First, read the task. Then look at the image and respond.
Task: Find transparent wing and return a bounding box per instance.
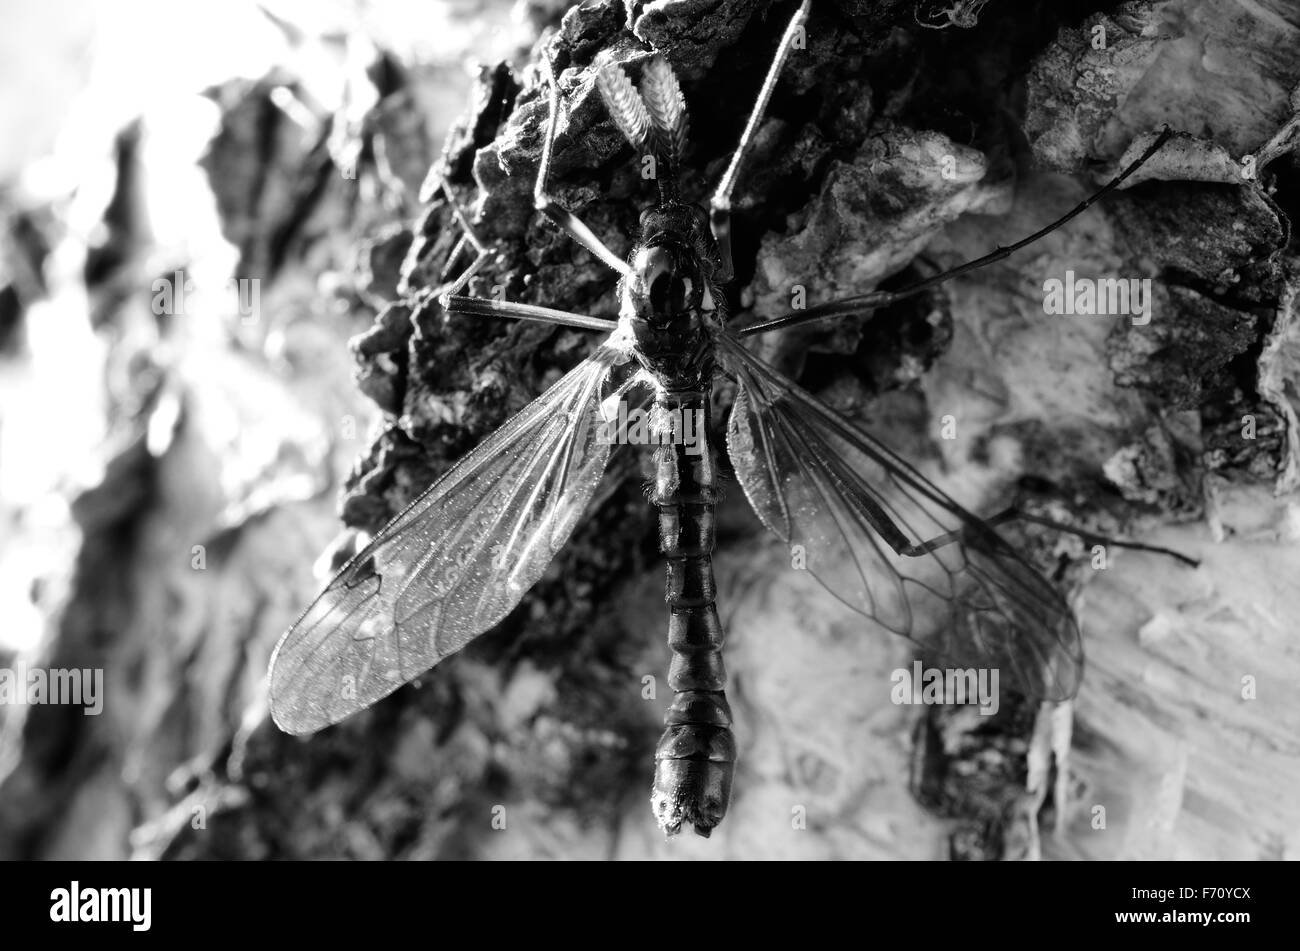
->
[718,332,1082,700]
[270,337,637,734]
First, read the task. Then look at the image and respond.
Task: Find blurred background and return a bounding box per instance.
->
[0,0,547,858]
[1,0,1299,860]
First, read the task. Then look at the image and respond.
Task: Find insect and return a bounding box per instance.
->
[269,0,1177,837]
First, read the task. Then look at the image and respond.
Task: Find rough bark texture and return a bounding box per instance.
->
[2,0,1299,860]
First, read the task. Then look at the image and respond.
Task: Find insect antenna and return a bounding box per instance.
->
[637,56,690,202]
[597,56,690,203]
[596,63,653,154]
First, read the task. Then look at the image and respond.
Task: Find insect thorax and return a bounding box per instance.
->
[621,202,723,390]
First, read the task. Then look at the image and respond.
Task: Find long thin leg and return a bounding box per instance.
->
[899,504,1199,568]
[428,172,496,302]
[535,56,632,277]
[739,126,1175,338]
[443,294,617,332]
[438,233,471,285]
[709,0,811,284]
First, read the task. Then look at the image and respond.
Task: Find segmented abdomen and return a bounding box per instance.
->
[649,390,735,837]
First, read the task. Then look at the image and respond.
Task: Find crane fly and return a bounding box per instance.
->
[269,0,1175,838]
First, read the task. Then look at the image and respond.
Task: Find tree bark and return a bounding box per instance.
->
[2,0,1298,861]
